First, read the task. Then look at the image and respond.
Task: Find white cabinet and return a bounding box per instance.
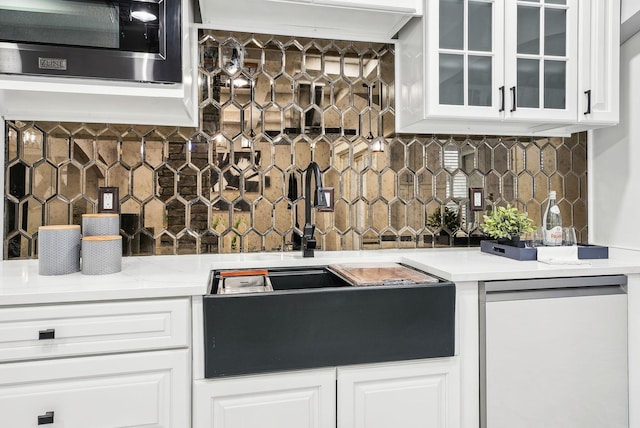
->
[503,0,578,123]
[0,350,190,428]
[578,0,620,125]
[421,0,505,120]
[269,0,421,12]
[337,359,460,428]
[0,0,196,126]
[193,358,460,428]
[0,298,192,428]
[397,0,617,136]
[0,298,190,362]
[198,0,419,43]
[193,368,336,428]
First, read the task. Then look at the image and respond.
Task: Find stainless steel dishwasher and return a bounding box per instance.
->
[480,275,628,428]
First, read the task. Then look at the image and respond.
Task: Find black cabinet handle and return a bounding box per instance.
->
[38,411,54,425]
[510,86,517,112]
[499,86,505,112]
[584,89,592,115]
[38,329,55,340]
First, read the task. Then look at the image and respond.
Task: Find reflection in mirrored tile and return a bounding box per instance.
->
[3,29,589,258]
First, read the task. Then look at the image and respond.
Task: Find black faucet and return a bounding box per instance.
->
[302,161,328,257]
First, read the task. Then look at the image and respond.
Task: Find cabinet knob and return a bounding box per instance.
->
[38,329,55,340]
[584,90,592,115]
[510,86,517,112]
[499,86,505,112]
[38,411,54,425]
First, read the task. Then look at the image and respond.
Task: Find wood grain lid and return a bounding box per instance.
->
[82,235,122,241]
[82,214,119,218]
[39,225,81,231]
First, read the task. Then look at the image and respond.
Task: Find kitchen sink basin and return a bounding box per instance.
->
[267,266,351,290]
[203,264,455,378]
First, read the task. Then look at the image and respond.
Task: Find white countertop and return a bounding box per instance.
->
[1,247,639,305]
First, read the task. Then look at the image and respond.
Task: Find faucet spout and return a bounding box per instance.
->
[302,161,327,257]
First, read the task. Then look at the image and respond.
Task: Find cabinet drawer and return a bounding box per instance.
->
[0,349,189,428]
[0,298,190,362]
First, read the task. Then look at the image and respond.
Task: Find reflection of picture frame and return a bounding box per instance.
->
[98,187,120,213]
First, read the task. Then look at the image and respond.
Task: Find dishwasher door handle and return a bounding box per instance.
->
[486,284,626,302]
[483,274,627,293]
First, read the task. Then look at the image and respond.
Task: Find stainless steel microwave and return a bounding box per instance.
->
[0,0,181,83]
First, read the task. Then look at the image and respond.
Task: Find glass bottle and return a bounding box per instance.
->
[542,191,562,246]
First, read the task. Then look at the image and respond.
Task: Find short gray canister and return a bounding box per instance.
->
[81,235,122,275]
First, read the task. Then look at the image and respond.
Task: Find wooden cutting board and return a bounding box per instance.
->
[328,263,439,286]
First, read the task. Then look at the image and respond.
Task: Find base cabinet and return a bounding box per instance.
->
[0,349,190,428]
[0,297,192,428]
[193,358,460,428]
[193,368,336,428]
[337,359,460,428]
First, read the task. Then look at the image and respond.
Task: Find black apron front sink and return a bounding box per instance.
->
[203,265,455,378]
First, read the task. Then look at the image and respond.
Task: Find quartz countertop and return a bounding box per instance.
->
[1,247,639,305]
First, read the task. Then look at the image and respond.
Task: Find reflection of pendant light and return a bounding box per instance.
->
[365,83,385,153]
[130,3,157,22]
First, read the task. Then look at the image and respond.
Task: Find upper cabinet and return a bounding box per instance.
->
[0,0,197,127]
[197,0,421,42]
[426,0,505,120]
[578,0,620,125]
[397,0,619,136]
[504,0,577,123]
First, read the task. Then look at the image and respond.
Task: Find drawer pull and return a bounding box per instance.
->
[38,411,54,425]
[38,329,55,340]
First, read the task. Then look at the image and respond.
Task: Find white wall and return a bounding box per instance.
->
[622,0,640,43]
[622,0,640,23]
[590,31,640,249]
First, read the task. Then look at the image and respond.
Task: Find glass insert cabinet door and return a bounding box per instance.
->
[503,0,578,122]
[429,0,505,119]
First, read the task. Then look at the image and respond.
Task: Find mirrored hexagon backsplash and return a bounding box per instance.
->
[3,30,587,259]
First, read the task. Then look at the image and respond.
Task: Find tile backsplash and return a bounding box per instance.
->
[3,30,587,259]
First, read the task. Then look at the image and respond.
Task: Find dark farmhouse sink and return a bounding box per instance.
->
[203,265,455,378]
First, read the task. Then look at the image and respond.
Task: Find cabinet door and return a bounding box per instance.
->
[578,0,620,124]
[337,358,461,428]
[0,349,190,428]
[193,368,336,428]
[427,0,505,120]
[504,0,578,122]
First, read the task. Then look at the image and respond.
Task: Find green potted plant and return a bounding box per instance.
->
[482,204,536,247]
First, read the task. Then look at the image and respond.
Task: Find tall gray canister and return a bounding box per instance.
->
[38,225,81,275]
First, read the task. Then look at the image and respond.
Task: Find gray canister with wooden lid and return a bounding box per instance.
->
[81,235,122,275]
[82,213,120,237]
[38,225,81,275]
